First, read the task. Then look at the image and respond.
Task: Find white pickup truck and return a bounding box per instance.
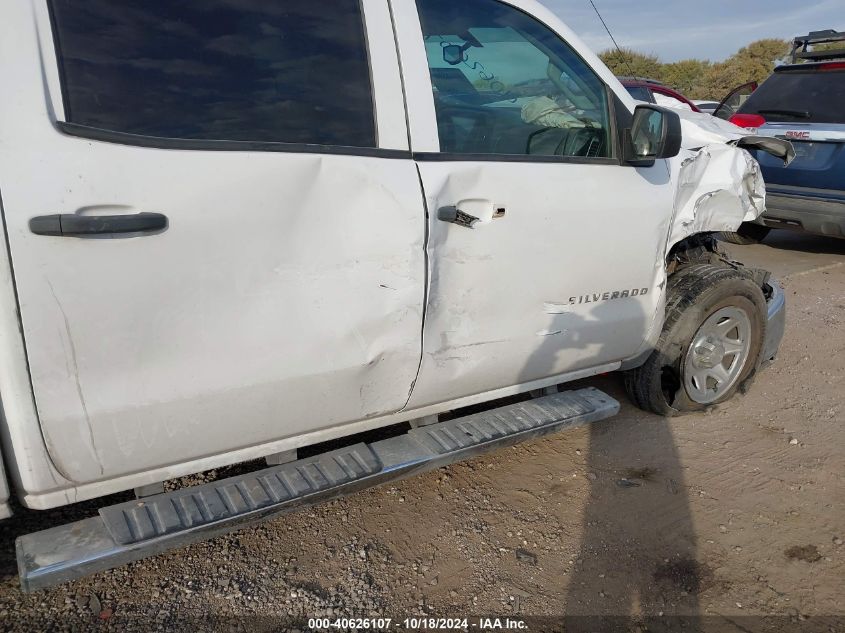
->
[1,0,790,590]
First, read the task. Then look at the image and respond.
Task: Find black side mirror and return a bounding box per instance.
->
[442,44,464,66]
[624,105,682,167]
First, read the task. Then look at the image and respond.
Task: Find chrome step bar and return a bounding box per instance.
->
[17,388,618,591]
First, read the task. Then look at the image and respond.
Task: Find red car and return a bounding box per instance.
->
[618,77,702,113]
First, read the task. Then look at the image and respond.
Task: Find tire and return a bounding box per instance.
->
[625,264,767,416]
[718,223,771,245]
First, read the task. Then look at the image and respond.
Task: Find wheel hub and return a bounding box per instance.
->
[683,306,752,405]
[691,336,727,369]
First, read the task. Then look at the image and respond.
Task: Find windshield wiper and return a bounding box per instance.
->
[757,109,811,119]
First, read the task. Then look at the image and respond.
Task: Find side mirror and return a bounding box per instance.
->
[442,44,464,66]
[625,105,682,167]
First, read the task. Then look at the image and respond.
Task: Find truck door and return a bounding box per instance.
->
[0,0,424,482]
[393,0,674,409]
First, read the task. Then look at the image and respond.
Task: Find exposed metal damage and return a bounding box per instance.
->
[667,109,794,249]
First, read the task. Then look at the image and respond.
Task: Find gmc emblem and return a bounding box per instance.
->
[785,130,811,140]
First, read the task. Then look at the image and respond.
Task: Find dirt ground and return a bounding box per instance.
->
[0,232,843,632]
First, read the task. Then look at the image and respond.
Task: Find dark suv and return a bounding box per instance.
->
[717,30,845,244]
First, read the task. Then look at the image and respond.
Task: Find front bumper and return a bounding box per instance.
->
[762,278,786,366]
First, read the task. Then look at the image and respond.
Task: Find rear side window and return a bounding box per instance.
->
[739,69,845,124]
[48,0,376,147]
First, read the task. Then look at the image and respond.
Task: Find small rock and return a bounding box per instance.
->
[833,537,842,546]
[789,438,799,445]
[616,479,641,488]
[586,472,597,481]
[515,549,538,565]
[88,594,101,615]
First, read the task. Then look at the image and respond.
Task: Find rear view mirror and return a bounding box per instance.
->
[625,105,682,167]
[442,44,464,66]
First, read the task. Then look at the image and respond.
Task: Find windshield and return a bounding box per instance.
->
[739,69,845,124]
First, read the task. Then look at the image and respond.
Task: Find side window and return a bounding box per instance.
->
[48,0,376,147]
[416,0,611,158]
[625,85,655,103]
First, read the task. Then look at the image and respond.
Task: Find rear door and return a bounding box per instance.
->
[394,0,674,409]
[0,0,424,482]
[713,81,758,120]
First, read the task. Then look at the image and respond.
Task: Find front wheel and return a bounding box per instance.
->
[718,223,771,245]
[625,264,767,416]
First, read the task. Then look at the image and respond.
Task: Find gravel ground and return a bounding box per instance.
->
[0,233,843,632]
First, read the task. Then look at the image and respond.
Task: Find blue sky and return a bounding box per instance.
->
[541,0,844,61]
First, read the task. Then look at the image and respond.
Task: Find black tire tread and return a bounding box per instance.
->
[625,264,766,416]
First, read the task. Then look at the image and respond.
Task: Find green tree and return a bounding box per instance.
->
[698,38,790,98]
[661,59,712,99]
[598,47,663,80]
[596,38,793,101]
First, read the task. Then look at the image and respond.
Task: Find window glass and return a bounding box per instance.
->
[416,0,611,158]
[48,0,376,147]
[739,71,845,123]
[624,85,655,103]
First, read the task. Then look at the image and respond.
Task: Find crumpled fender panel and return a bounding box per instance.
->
[668,144,766,247]
[674,108,794,161]
[666,109,794,249]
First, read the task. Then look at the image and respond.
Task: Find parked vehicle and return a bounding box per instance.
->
[619,77,701,112]
[717,30,845,243]
[694,100,722,115]
[1,0,789,590]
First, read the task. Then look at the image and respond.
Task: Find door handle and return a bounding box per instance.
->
[29,212,168,237]
[437,200,505,229]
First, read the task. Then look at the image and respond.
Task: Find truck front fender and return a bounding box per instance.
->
[666,144,766,251]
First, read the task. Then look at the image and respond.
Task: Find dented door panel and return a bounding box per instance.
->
[3,145,426,483]
[407,161,672,409]
[0,0,425,485]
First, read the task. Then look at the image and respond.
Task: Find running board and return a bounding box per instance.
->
[16,387,618,591]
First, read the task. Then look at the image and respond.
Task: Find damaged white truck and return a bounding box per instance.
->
[0,0,791,590]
